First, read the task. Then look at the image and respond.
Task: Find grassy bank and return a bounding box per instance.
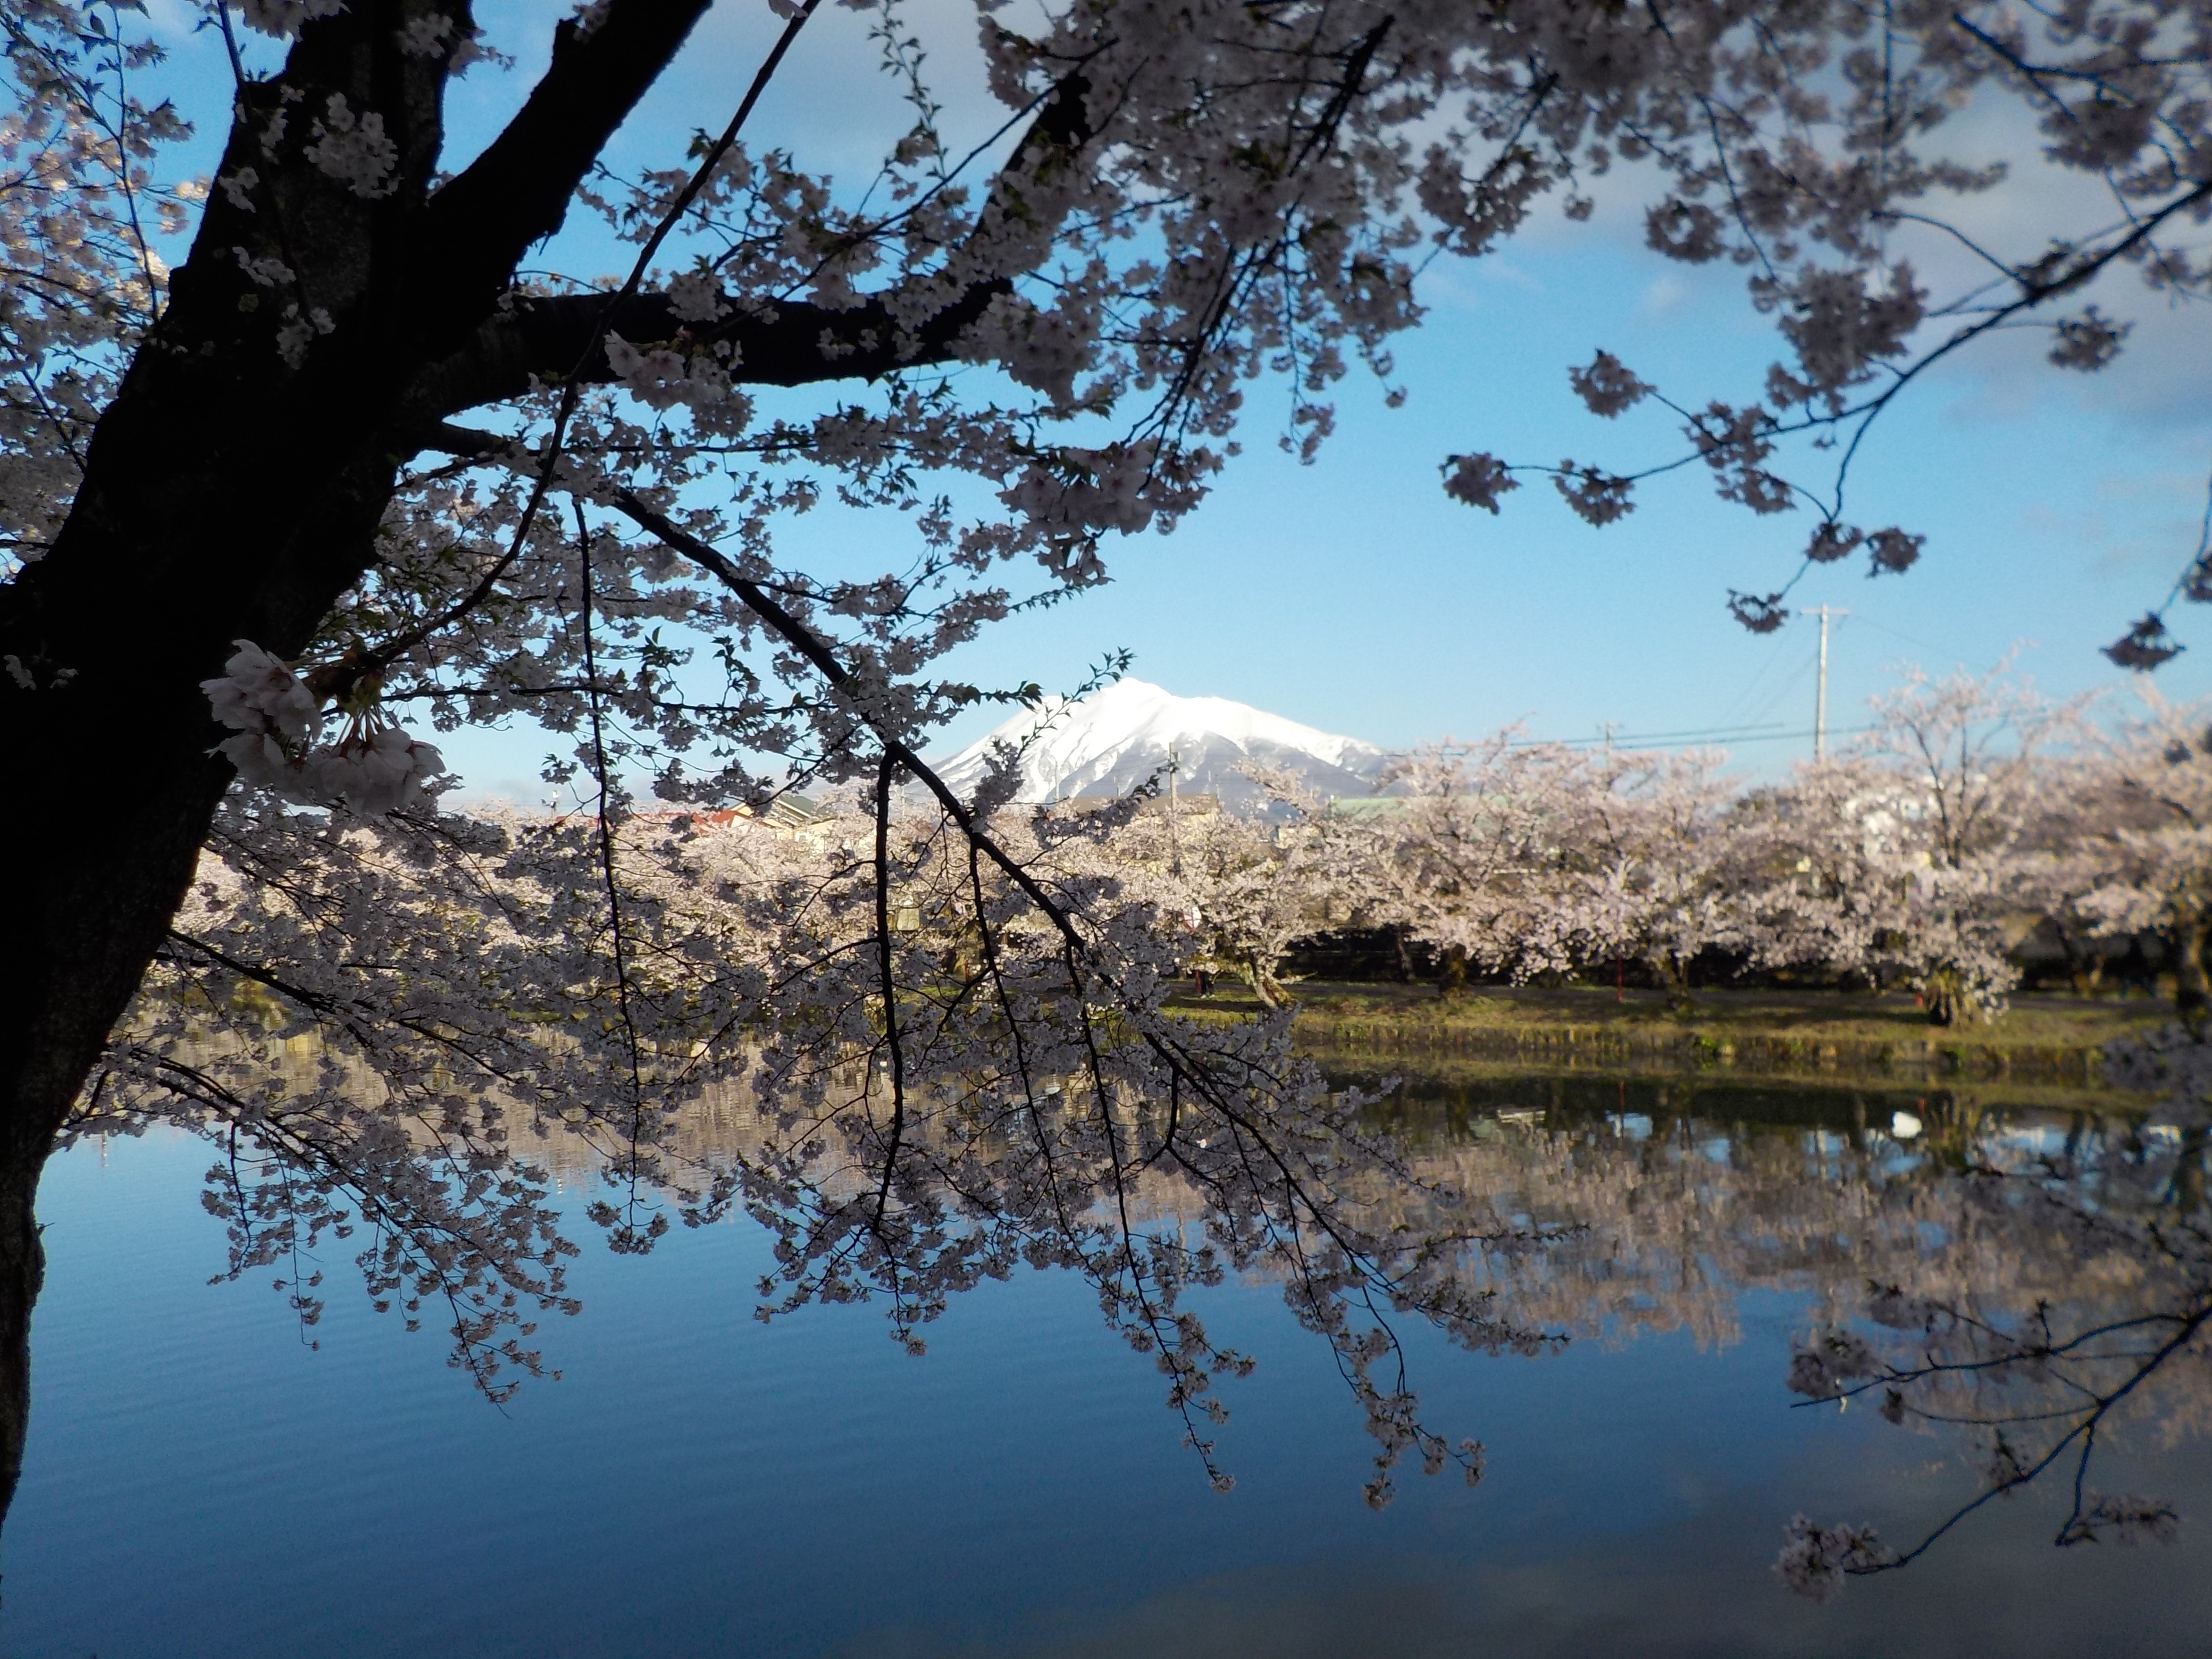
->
[1164,981,2175,1087]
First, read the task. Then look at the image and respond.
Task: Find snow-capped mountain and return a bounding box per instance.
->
[928,678,1385,814]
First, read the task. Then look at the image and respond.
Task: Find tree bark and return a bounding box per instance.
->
[1247,951,1289,1009]
[0,0,732,1174]
[1437,943,1469,998]
[0,0,722,1535]
[2174,904,2211,1018]
[0,1144,43,1524]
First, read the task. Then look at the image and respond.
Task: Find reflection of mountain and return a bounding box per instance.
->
[928,678,1385,814]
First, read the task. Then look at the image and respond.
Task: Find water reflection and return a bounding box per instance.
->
[10,1065,2210,1655]
[514,1060,2212,1585]
[1341,1067,2212,1592]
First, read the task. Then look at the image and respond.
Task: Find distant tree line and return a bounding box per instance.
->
[1054,664,2212,1027]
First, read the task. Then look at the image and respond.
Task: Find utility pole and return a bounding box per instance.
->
[1805,605,1847,761]
[1599,720,1619,761]
[1167,742,1182,877]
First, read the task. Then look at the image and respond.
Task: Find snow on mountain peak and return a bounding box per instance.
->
[927,678,1383,811]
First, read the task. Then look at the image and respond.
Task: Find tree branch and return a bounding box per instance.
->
[405,280,1011,418]
[409,0,717,353]
[404,68,1099,418]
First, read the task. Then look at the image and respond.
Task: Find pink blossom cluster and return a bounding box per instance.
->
[202,640,449,817]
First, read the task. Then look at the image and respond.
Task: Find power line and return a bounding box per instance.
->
[1712,632,1799,728]
[1512,720,1879,753]
[1519,719,1789,749]
[1609,722,1877,752]
[1749,646,1821,734]
[1849,613,1957,660]
[1580,724,1786,744]
[1713,602,1833,730]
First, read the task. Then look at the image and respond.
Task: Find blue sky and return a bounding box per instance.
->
[143,2,2212,792]
[906,240,2212,765]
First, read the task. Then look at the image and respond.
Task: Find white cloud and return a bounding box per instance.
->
[1638,273,1687,320]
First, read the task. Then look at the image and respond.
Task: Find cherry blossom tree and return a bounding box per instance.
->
[1377,739,1756,1001]
[1557,746,1746,1003]
[1320,683,2090,1018]
[1435,0,2212,663]
[1367,735,1596,990]
[1173,768,1396,1007]
[2068,685,2212,1009]
[0,0,1554,1515]
[3,0,2209,1535]
[1732,759,1900,992]
[1738,665,2090,1022]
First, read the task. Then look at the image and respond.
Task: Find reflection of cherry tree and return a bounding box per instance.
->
[103,793,1520,1506]
[1363,1073,2212,1599]
[1775,1042,2212,1598]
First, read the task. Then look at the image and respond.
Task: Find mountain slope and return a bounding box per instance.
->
[927,678,1384,812]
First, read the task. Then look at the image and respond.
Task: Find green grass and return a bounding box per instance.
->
[1162,979,2175,1086]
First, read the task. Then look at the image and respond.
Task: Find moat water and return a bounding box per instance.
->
[7,1068,2209,1657]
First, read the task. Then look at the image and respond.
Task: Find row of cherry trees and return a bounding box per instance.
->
[1101,667,2212,1026]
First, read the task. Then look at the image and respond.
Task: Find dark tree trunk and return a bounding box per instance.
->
[2175,910,2211,1019]
[1244,950,1289,1009]
[0,1146,42,1523]
[1922,969,1981,1027]
[2064,934,2107,998]
[0,0,722,1538]
[1925,981,1961,1027]
[1437,943,1469,998]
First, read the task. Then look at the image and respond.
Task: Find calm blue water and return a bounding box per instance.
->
[6,1087,2210,1658]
